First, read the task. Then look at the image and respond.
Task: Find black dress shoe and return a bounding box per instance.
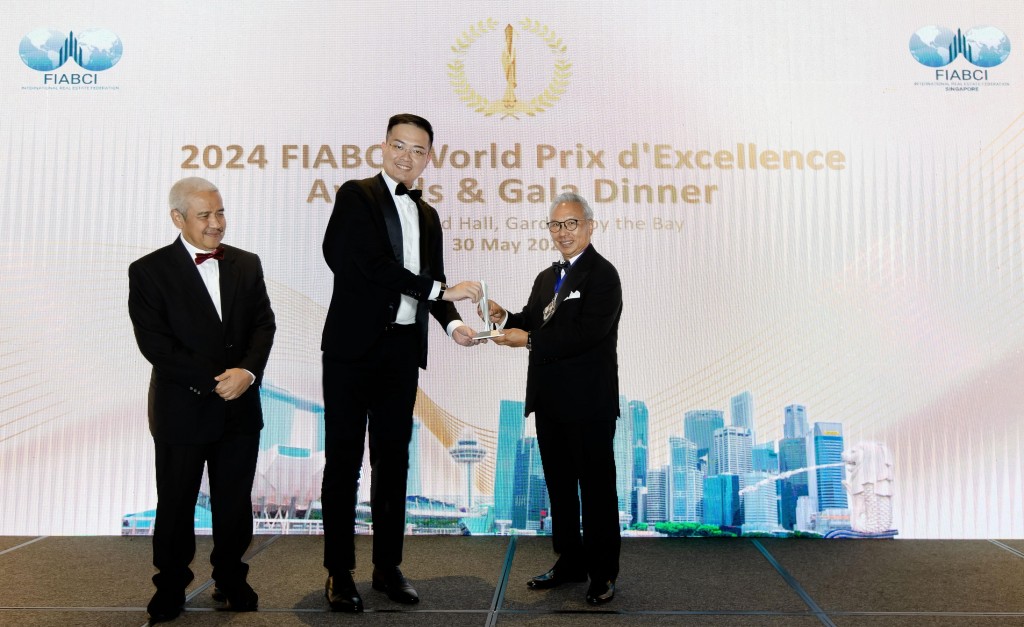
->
[526,565,588,589]
[372,566,419,604]
[215,580,258,612]
[586,579,615,605]
[147,589,184,623]
[326,572,363,612]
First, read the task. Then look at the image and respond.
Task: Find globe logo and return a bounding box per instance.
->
[19,28,123,72]
[909,25,1010,68]
[965,26,1012,68]
[909,26,956,67]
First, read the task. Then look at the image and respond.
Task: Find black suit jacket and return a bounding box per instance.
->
[128,239,276,444]
[321,173,460,368]
[506,245,622,421]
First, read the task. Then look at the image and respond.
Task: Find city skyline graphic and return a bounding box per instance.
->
[124,383,872,539]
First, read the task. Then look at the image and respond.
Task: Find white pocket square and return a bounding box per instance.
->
[565,290,582,300]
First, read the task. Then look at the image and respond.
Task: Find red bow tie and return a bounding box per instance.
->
[195,246,225,265]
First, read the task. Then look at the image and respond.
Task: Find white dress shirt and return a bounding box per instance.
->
[179,234,222,320]
[380,172,460,336]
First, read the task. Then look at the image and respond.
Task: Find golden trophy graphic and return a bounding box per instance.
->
[501,24,517,108]
[448,17,571,119]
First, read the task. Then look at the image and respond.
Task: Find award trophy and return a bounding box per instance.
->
[475,280,504,340]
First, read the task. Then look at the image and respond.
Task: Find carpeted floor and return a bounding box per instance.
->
[1,535,1023,626]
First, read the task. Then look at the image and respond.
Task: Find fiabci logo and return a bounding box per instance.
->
[909,26,1010,68]
[909,25,1010,90]
[19,28,123,89]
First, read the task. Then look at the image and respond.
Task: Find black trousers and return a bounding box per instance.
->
[321,326,419,572]
[535,415,620,583]
[151,430,260,592]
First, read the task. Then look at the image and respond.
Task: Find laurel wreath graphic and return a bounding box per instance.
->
[448,17,571,119]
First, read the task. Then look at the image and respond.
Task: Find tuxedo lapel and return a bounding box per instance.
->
[171,239,222,325]
[218,249,237,325]
[541,246,596,328]
[415,198,431,275]
[374,174,404,264]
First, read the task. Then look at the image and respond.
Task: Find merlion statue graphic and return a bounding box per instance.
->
[842,441,895,535]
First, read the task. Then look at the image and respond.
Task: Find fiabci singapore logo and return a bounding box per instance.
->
[19,28,123,90]
[909,25,1010,91]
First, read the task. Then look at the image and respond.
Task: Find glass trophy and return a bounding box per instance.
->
[475,280,504,340]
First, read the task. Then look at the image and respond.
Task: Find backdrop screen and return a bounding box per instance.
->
[1,1,1022,539]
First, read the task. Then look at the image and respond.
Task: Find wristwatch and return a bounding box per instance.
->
[437,283,448,301]
[526,332,532,351]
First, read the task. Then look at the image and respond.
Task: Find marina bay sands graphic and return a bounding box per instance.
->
[124,384,895,539]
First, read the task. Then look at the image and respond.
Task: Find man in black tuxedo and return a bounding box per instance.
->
[488,192,623,605]
[320,114,481,612]
[128,176,276,622]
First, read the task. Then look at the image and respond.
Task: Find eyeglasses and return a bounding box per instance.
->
[388,141,428,158]
[547,218,587,232]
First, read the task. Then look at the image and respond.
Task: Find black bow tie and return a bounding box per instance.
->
[552,260,570,273]
[395,183,422,201]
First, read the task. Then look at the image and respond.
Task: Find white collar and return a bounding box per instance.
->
[178,233,216,258]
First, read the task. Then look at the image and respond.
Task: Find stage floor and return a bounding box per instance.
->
[1,535,1023,626]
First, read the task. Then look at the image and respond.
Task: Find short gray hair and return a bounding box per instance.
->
[169,177,219,216]
[549,191,594,220]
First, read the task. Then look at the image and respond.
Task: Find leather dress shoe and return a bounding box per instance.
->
[214,580,258,612]
[372,566,419,603]
[526,565,588,589]
[147,589,184,624]
[586,579,616,605]
[325,572,363,612]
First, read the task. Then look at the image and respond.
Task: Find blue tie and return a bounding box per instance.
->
[553,260,569,292]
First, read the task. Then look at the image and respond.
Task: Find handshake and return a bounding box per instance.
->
[442,280,526,349]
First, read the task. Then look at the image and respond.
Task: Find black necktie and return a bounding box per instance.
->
[395,183,422,201]
[552,260,570,274]
[195,246,225,265]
